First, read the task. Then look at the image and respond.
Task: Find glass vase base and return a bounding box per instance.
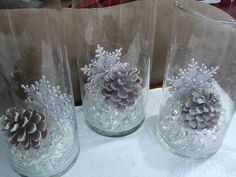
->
[13,145,80,177]
[86,118,145,137]
[156,126,217,160]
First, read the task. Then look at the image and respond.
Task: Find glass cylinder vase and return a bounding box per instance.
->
[0,1,79,176]
[156,0,236,159]
[72,0,157,137]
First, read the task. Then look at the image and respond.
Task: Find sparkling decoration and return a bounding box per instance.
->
[167,59,222,131]
[157,59,230,157]
[158,97,227,156]
[9,120,75,175]
[81,44,122,93]
[182,89,222,130]
[83,88,147,132]
[102,63,143,112]
[2,107,48,150]
[168,58,219,102]
[21,76,74,126]
[0,76,76,174]
[81,45,143,111]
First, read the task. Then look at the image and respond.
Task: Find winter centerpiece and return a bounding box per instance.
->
[156,59,231,158]
[81,45,147,137]
[0,76,78,176]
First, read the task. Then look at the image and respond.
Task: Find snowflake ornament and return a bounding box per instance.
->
[81,45,122,93]
[81,45,143,111]
[21,76,74,127]
[168,58,219,102]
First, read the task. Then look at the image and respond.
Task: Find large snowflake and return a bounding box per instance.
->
[81,44,122,93]
[21,76,74,127]
[168,58,219,102]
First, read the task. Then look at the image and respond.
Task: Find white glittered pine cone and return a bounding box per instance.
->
[101,63,143,111]
[181,89,222,130]
[2,107,48,150]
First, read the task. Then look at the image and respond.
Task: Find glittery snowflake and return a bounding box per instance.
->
[81,44,122,93]
[168,58,219,102]
[21,76,74,127]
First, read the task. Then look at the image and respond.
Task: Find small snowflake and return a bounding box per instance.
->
[81,45,122,93]
[168,58,219,102]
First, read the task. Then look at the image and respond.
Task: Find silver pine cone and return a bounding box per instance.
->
[101,63,143,111]
[181,89,222,130]
[2,107,48,150]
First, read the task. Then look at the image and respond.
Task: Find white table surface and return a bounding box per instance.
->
[0,88,236,177]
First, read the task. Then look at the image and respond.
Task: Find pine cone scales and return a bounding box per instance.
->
[102,63,143,111]
[181,90,222,130]
[2,107,48,150]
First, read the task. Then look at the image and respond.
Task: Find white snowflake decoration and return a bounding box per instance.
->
[168,58,219,102]
[81,44,122,93]
[21,76,74,127]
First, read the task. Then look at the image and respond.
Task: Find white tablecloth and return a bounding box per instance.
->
[0,88,236,177]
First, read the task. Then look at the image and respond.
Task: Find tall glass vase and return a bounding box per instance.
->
[0,1,79,176]
[156,0,236,159]
[72,0,157,137]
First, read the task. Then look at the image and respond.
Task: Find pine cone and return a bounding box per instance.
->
[181,89,222,130]
[2,107,48,150]
[101,63,143,111]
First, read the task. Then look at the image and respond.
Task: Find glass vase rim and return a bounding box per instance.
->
[174,0,236,25]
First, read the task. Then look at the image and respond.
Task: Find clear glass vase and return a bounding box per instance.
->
[156,0,236,159]
[72,0,157,137]
[0,1,79,176]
